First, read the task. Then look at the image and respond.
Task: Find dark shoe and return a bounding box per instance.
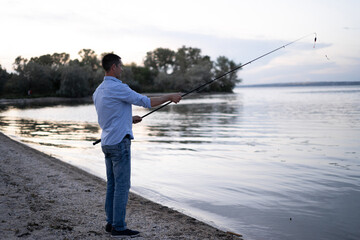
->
[105,223,112,233]
[111,228,140,238]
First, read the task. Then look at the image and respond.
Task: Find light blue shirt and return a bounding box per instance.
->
[93,76,151,146]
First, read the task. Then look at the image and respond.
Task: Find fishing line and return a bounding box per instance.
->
[93,32,317,145]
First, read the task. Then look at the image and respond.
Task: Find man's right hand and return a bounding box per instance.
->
[169,93,182,104]
[150,93,182,107]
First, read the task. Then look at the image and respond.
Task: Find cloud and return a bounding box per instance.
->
[0,0,358,84]
[241,56,360,84]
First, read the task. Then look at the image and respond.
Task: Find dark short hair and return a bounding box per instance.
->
[102,53,121,72]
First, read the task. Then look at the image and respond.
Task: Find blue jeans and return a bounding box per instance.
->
[102,135,131,231]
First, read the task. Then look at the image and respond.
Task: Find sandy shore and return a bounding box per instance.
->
[0,132,242,239]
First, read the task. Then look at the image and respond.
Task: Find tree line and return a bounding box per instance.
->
[0,46,242,98]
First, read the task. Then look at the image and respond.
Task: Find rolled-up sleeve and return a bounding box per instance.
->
[127,89,151,109]
[112,83,151,109]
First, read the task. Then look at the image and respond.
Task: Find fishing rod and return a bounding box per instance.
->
[93,32,317,145]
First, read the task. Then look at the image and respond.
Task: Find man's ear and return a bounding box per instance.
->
[110,63,116,71]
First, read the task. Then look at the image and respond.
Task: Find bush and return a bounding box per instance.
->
[23,62,53,96]
[58,65,90,97]
[0,65,11,96]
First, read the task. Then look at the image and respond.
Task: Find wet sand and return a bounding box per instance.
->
[0,132,242,239]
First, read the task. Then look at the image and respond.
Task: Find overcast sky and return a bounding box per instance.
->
[0,0,359,84]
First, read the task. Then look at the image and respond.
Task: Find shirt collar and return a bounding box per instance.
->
[104,76,122,83]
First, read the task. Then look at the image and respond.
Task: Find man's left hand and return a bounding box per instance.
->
[132,116,142,124]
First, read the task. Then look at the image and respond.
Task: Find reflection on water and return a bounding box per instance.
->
[0,116,100,148]
[147,104,241,141]
[0,86,360,240]
[0,97,93,111]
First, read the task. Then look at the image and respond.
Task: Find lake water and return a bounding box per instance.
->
[1,86,359,240]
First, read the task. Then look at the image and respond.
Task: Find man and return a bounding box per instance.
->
[93,53,181,238]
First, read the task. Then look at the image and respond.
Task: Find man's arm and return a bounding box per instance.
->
[150,93,182,107]
[132,93,182,124]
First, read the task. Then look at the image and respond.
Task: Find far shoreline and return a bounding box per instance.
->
[0,96,93,108]
[0,91,235,110]
[239,81,360,88]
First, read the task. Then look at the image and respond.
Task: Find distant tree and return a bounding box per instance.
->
[78,49,100,71]
[147,46,242,93]
[130,63,156,91]
[77,49,104,92]
[212,56,241,92]
[154,72,174,92]
[181,60,213,92]
[88,68,104,92]
[173,46,209,73]
[118,65,141,92]
[144,48,175,74]
[0,65,11,96]
[58,63,90,97]
[3,74,28,96]
[29,54,53,66]
[13,56,28,75]
[51,53,70,67]
[11,56,54,96]
[23,61,53,95]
